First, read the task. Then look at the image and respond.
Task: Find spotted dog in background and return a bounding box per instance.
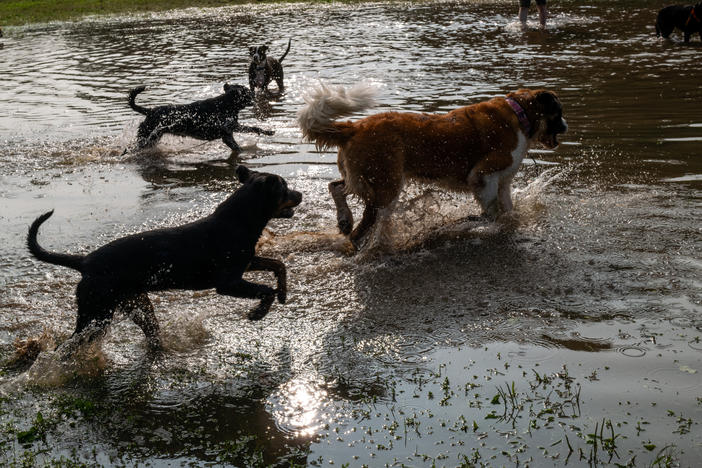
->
[248,39,291,94]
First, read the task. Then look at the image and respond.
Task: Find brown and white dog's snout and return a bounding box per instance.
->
[540,117,568,149]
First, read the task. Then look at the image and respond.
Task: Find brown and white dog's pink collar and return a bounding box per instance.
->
[506,97,531,136]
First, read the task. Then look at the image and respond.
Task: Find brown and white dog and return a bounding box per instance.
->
[297,84,567,249]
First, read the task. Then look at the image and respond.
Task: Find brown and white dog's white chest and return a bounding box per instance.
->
[503,130,529,180]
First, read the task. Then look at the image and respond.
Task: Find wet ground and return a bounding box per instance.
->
[0,0,701,466]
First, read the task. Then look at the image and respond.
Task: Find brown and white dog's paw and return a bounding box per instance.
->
[337,217,353,236]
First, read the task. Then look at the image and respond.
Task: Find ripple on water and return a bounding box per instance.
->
[617,345,647,358]
[669,316,694,328]
[688,338,702,352]
[644,366,701,393]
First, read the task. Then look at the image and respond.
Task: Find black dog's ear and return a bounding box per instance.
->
[265,174,282,189]
[236,165,252,183]
[223,83,231,92]
[262,45,269,52]
[249,46,256,55]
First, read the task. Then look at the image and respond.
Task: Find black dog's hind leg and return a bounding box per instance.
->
[122,293,161,350]
[274,70,285,93]
[55,323,110,362]
[136,122,164,150]
[55,280,115,360]
[216,277,276,321]
[247,256,287,304]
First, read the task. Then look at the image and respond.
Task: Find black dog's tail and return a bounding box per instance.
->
[27,211,85,272]
[128,86,149,115]
[279,39,291,63]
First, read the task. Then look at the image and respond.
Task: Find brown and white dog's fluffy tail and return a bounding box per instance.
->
[297,83,377,150]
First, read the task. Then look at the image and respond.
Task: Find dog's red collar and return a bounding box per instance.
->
[687,8,701,27]
[506,97,531,136]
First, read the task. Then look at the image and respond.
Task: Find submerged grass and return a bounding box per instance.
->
[0,346,693,466]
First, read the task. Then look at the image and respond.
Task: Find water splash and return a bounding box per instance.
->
[160,309,210,353]
[2,336,107,392]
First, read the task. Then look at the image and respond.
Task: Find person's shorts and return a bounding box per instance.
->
[520,0,546,7]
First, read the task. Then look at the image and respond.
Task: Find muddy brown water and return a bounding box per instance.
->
[0,0,701,466]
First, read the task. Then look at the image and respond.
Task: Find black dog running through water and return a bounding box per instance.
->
[128,83,274,153]
[656,3,702,43]
[27,166,302,360]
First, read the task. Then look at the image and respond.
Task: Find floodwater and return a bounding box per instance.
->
[1,0,700,466]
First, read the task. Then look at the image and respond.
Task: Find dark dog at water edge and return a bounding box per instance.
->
[128,83,274,153]
[656,3,702,42]
[27,166,302,358]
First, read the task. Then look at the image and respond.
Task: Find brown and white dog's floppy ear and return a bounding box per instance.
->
[535,90,561,114]
[236,165,252,183]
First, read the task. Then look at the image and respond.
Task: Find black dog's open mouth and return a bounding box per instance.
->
[277,207,295,218]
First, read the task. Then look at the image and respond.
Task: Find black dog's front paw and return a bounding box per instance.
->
[247,304,270,321]
[247,295,275,321]
[263,129,275,136]
[277,288,286,304]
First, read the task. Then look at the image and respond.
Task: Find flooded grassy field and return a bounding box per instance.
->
[1,0,701,466]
